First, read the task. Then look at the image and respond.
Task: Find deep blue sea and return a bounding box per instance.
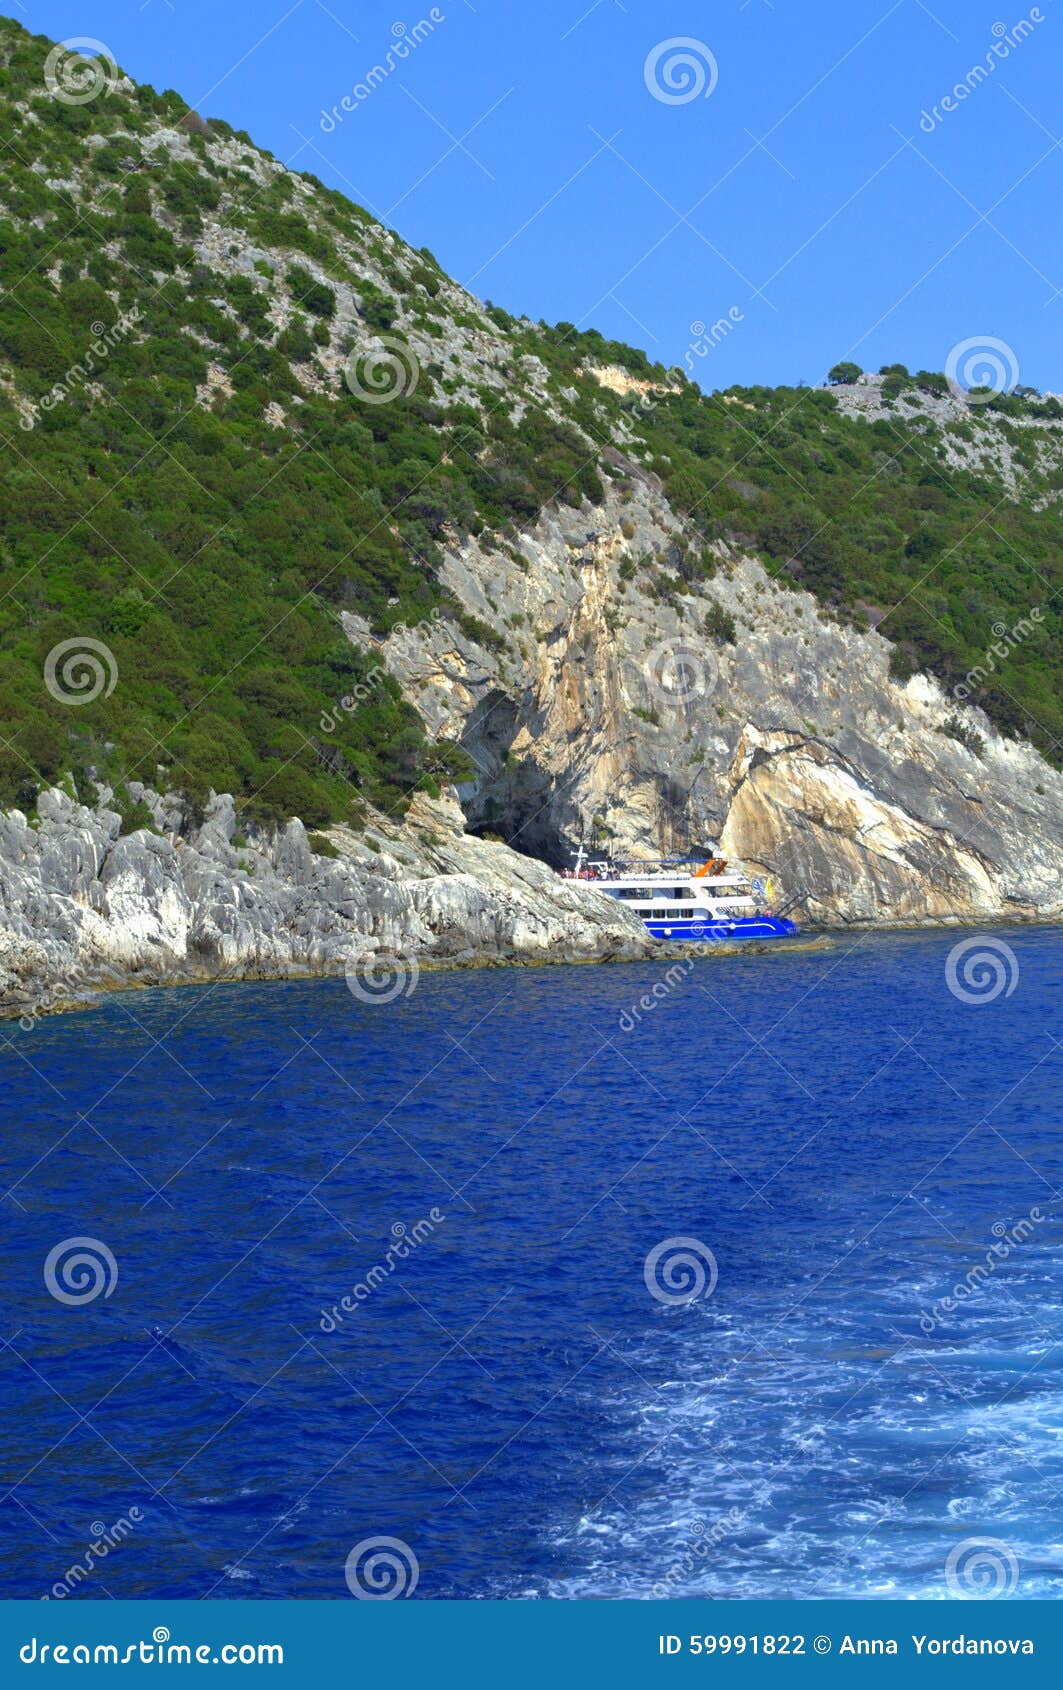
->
[1,928,1061,1601]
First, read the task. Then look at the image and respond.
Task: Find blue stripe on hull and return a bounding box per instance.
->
[643,916,798,942]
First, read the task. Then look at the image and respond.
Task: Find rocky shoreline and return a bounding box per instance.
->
[2,776,1055,1028]
[0,784,657,1025]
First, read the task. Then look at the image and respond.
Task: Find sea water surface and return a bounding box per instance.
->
[1,928,1060,1600]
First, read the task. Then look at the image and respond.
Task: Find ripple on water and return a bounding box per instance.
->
[2,929,1061,1597]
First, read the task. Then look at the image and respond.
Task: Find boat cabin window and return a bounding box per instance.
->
[610,883,691,899]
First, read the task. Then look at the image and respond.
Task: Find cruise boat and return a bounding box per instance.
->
[560,846,799,942]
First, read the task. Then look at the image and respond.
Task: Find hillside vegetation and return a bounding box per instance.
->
[0,18,1059,835]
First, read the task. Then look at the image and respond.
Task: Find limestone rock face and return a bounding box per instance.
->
[351,467,1063,929]
[0,789,651,1019]
[719,729,1005,925]
[3,468,1061,1018]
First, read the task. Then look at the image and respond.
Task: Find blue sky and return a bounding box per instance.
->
[17,0,1062,391]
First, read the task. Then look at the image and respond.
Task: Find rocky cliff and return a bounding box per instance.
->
[354,466,1063,929]
[8,448,1058,1023]
[0,21,1060,1019]
[0,785,656,1022]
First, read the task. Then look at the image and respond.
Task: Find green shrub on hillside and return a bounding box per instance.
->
[0,7,1058,847]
